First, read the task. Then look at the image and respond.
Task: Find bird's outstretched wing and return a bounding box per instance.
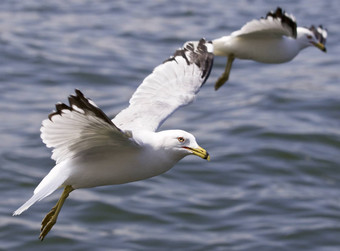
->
[232,7,297,39]
[41,90,138,164]
[112,38,214,132]
[309,25,327,45]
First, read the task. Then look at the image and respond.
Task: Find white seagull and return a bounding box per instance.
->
[211,7,327,90]
[13,39,214,240]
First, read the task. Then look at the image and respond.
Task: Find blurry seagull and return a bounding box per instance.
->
[13,39,214,240]
[210,7,327,90]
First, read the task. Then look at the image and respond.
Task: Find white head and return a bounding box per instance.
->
[296,25,327,52]
[155,130,210,161]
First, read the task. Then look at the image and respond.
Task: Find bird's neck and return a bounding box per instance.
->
[296,27,312,51]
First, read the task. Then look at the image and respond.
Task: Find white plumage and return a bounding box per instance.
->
[113,41,214,131]
[13,39,213,240]
[200,7,327,89]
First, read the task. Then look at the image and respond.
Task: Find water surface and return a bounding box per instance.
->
[1,0,340,250]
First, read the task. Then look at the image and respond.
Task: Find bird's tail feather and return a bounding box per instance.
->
[13,162,70,216]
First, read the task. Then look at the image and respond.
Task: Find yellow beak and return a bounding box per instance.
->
[312,42,327,52]
[186,146,210,161]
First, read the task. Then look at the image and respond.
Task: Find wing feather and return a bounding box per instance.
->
[232,7,297,39]
[41,90,137,164]
[112,38,214,132]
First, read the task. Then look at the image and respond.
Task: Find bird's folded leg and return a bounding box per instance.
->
[215,55,235,90]
[39,185,74,241]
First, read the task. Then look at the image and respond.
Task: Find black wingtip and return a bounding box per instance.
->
[48,103,69,120]
[193,39,214,84]
[266,7,297,38]
[167,38,214,85]
[309,25,328,45]
[74,89,84,98]
[47,89,113,125]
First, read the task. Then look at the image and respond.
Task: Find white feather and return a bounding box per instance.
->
[13,161,71,215]
[41,105,135,164]
[112,39,213,132]
[231,16,295,38]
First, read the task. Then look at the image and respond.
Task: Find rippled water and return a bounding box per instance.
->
[1,0,340,250]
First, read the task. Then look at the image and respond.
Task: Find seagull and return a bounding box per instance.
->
[13,38,214,240]
[210,7,327,90]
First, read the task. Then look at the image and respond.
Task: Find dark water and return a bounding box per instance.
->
[1,0,340,250]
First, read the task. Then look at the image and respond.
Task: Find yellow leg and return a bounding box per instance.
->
[39,185,74,241]
[215,55,235,90]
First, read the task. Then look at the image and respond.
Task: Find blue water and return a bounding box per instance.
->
[1,0,340,250]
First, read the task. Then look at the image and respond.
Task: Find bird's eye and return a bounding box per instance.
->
[307,35,313,39]
[177,137,185,143]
